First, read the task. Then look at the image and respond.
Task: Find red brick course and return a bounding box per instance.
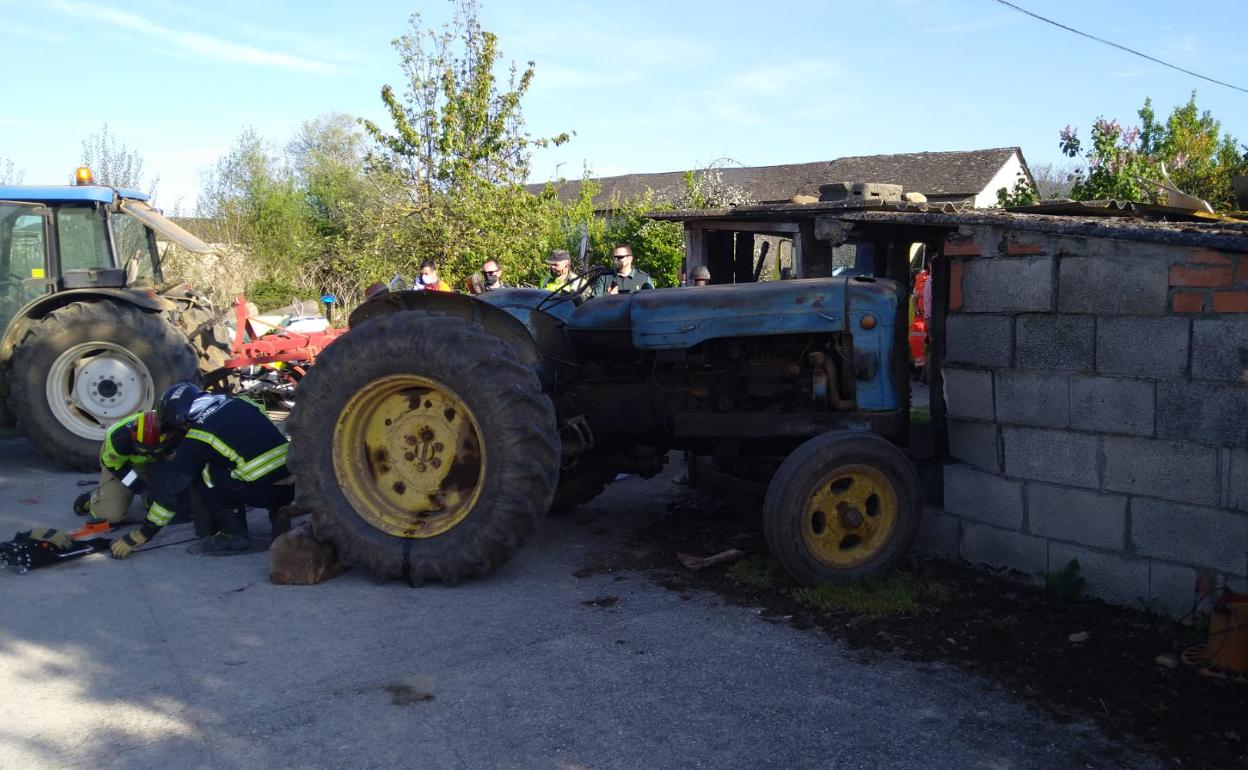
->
[1236,258,1248,286]
[1171,292,1206,313]
[1005,238,1044,255]
[1170,265,1233,288]
[1187,249,1233,266]
[1212,292,1248,313]
[943,236,981,257]
[949,260,964,311]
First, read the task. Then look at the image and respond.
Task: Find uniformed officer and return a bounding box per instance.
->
[592,245,654,297]
[110,383,294,559]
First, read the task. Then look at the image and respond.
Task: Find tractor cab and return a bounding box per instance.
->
[0,169,219,468]
[0,169,210,335]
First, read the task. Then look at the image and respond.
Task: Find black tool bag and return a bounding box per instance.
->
[0,531,110,575]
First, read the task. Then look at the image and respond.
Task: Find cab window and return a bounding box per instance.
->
[0,204,51,332]
[111,210,159,281]
[57,206,113,270]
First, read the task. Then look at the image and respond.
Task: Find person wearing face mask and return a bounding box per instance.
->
[592,244,654,297]
[541,249,582,293]
[466,259,505,294]
[413,259,452,292]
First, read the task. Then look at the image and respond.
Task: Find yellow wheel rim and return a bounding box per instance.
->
[800,464,898,569]
[332,374,485,539]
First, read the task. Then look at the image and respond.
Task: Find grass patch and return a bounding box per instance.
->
[910,405,932,425]
[728,556,786,588]
[918,581,954,603]
[794,571,950,616]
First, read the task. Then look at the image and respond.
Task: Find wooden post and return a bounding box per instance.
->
[733,232,754,283]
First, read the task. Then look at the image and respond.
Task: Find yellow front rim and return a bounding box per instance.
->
[801,464,898,568]
[333,374,486,539]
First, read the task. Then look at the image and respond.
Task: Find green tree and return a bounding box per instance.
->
[361,0,569,199]
[350,0,573,291]
[289,112,368,241]
[1060,91,1248,210]
[198,128,312,301]
[995,172,1039,207]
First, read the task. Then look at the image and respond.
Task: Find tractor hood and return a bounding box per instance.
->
[618,276,900,350]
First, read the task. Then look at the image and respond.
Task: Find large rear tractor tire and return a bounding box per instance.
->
[8,301,199,470]
[178,301,231,374]
[763,431,921,585]
[287,312,560,585]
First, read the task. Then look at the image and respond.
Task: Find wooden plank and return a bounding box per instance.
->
[685,220,801,234]
[683,225,705,271]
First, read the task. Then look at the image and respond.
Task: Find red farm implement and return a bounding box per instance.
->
[203,296,346,409]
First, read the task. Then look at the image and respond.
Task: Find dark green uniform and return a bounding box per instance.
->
[592,268,654,297]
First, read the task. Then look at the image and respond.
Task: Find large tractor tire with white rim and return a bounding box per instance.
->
[7,301,199,470]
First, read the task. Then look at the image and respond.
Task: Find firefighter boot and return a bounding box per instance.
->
[201,506,252,553]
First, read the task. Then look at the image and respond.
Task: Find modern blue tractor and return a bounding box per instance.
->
[0,170,224,469]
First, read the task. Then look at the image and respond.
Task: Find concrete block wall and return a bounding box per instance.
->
[928,227,1248,617]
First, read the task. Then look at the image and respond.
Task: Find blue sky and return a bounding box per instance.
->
[2,0,1245,212]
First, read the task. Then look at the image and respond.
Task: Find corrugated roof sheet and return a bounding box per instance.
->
[528,148,1026,207]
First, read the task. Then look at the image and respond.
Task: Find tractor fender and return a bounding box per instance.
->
[349,289,548,373]
[0,288,176,364]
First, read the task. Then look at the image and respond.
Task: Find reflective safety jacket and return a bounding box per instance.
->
[100,413,158,474]
[913,269,931,319]
[541,271,581,293]
[143,398,289,529]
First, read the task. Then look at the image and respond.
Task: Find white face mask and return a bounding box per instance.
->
[421,273,437,285]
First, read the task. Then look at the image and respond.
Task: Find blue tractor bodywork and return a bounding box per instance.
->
[474,275,902,415]
[358,273,907,460]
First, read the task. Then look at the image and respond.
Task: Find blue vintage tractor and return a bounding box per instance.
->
[287,275,919,587]
[0,171,225,469]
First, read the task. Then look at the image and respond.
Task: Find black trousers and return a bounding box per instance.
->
[187,475,295,537]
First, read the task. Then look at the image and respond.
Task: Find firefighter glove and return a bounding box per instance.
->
[30,528,72,549]
[110,530,150,560]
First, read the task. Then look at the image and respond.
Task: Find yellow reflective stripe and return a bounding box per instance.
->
[186,429,243,465]
[147,501,175,526]
[232,443,288,481]
[201,464,215,488]
[101,413,142,468]
[188,429,287,482]
[240,443,287,470]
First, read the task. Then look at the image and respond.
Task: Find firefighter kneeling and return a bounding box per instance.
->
[75,409,174,525]
[111,382,295,559]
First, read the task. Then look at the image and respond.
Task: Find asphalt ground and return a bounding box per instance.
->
[0,434,1162,770]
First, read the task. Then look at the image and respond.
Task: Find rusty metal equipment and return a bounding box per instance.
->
[203,297,346,407]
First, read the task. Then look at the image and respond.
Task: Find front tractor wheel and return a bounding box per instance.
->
[8,301,199,470]
[763,431,921,584]
[287,312,560,585]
